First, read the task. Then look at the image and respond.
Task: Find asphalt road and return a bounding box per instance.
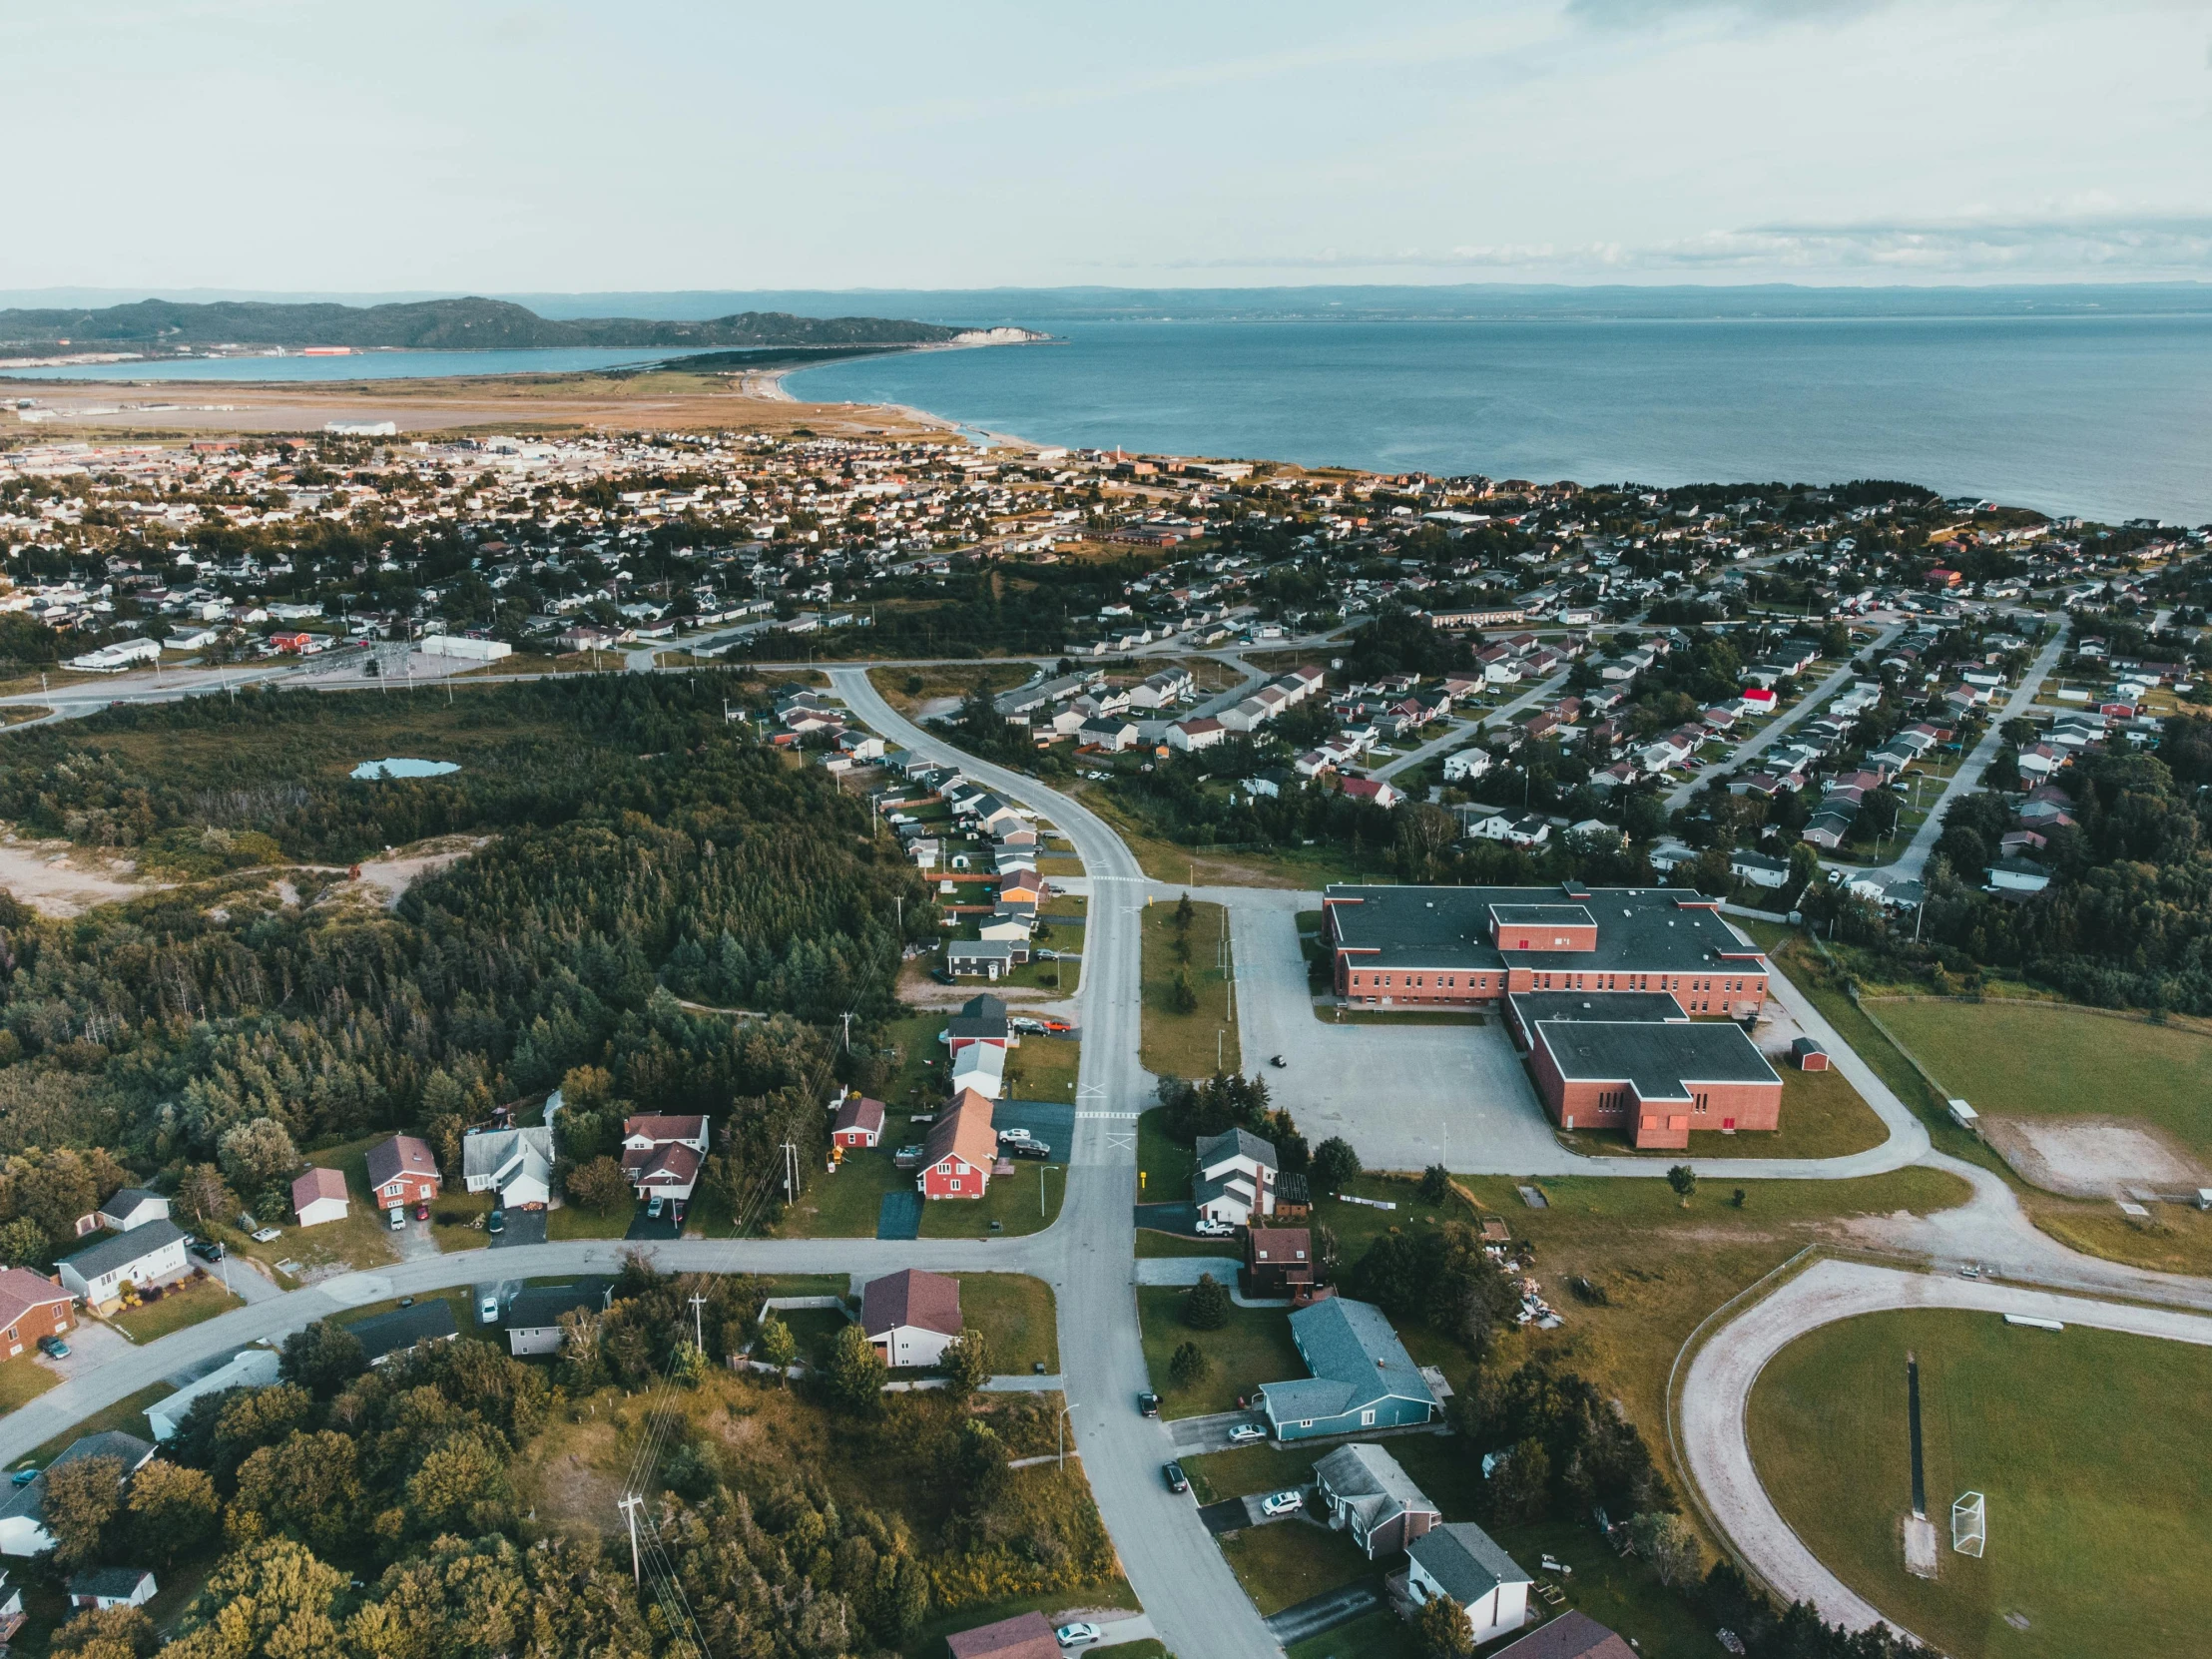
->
[1662,626,1905,811]
[1676,1258,2212,1636]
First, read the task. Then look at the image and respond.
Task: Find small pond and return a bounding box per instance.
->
[351,758,460,781]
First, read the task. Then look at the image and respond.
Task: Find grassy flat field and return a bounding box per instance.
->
[1218,1518,1376,1616]
[1078,786,1362,890]
[784,1145,907,1237]
[1748,1308,2212,1659]
[922,1160,1067,1238]
[109,1274,244,1342]
[1139,899,1242,1078]
[1137,1107,1195,1203]
[1003,1036,1082,1101]
[950,1273,1059,1374]
[1558,1061,1891,1162]
[0,1354,58,1416]
[1872,998,2212,1158]
[1287,1610,1419,1659]
[1136,1286,1301,1418]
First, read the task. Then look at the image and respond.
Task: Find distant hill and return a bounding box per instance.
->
[0,295,968,353]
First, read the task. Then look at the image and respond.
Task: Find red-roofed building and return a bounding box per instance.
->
[861,1267,963,1368]
[622,1115,710,1203]
[831,1094,886,1149]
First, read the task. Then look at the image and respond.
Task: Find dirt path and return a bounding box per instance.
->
[0,837,159,915]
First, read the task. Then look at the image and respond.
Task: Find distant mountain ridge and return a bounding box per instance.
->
[0,295,971,352]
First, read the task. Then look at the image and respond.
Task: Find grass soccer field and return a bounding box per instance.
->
[1746,1308,2212,1659]
[1871,998,2212,1160]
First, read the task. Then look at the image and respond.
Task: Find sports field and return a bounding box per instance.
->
[1871,998,2212,1160]
[1746,1308,2212,1659]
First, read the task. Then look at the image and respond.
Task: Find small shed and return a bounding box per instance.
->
[1947,1098,1979,1130]
[831,1095,886,1150]
[1790,1036,1829,1072]
[68,1567,157,1611]
[291,1168,350,1228]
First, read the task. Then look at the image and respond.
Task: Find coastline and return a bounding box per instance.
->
[781,334,1056,452]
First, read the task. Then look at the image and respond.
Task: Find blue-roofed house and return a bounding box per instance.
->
[1254,1297,1438,1442]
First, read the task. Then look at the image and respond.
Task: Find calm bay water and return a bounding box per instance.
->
[0,346,714,383]
[788,311,2212,525]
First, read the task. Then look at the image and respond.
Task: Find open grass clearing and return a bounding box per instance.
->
[1002,1036,1081,1102]
[1218,1518,1378,1617]
[2022,1195,2212,1277]
[1748,1308,2212,1659]
[546,1198,636,1240]
[1136,1286,1301,1418]
[1139,898,1241,1078]
[0,1354,58,1417]
[1078,785,1363,890]
[783,1144,908,1238]
[1137,1107,1195,1205]
[921,1159,1067,1238]
[950,1273,1058,1374]
[107,1273,244,1343]
[1285,1609,1419,1659]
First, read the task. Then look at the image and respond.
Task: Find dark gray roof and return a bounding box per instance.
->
[344,1300,459,1362]
[505,1278,610,1331]
[1489,902,1594,929]
[1533,1019,1781,1099]
[947,994,1009,1038]
[61,1218,185,1280]
[1313,1442,1437,1527]
[1325,884,1762,978]
[68,1566,155,1599]
[1195,1127,1277,1174]
[1265,1297,1434,1421]
[1408,1520,1532,1606]
[1507,991,1685,1027]
[101,1188,165,1219]
[0,1431,155,1525]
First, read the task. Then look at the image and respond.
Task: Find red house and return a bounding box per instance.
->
[363,1134,441,1213]
[831,1094,885,1149]
[0,1267,74,1358]
[919,1091,996,1200]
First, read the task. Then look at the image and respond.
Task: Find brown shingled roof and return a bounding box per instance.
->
[923,1091,996,1173]
[862,1268,962,1340]
[944,1611,1058,1659]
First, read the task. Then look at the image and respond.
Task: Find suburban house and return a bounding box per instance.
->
[1256,1297,1439,1442]
[1521,990,1783,1150]
[947,939,1020,980]
[944,1610,1059,1659]
[57,1219,190,1312]
[93,1189,170,1235]
[949,1041,1007,1101]
[1243,1227,1317,1300]
[504,1279,611,1359]
[919,1092,996,1200]
[1403,1521,1532,1646]
[67,1567,157,1611]
[290,1167,350,1228]
[463,1125,556,1210]
[621,1115,711,1205]
[0,1432,156,1556]
[0,1569,20,1645]
[364,1134,442,1214]
[147,1347,282,1440]
[1313,1442,1440,1559]
[1193,1127,1278,1227]
[1488,1610,1637,1659]
[0,1267,74,1358]
[861,1267,964,1368]
[344,1299,460,1366]
[830,1094,886,1149]
[945,995,1013,1056]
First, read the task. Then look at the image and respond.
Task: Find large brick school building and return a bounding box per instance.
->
[1322,883,1770,1018]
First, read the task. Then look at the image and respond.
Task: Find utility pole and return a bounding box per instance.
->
[618,1494,644,1585]
[781,1140,799,1204]
[1058,1400,1078,1470]
[689,1292,708,1353]
[840,1011,852,1053]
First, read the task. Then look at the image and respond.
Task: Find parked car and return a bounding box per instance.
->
[478,1294,500,1326]
[928,967,957,986]
[892,1144,926,1169]
[1269,1053,1287,1068]
[1038,1018,1074,1034]
[8,1467,36,1487]
[36,1335,68,1360]
[1054,1624,1103,1649]
[997,1127,1040,1146]
[1010,1016,1047,1034]
[411,1201,430,1223]
[1227,1422,1267,1445]
[1007,1140,1049,1161]
[1261,1489,1303,1517]
[388,1207,407,1231]
[1163,1462,1188,1493]
[487,1208,505,1235]
[647,1196,666,1220]
[1137,1392,1160,1418]
[188,1237,225,1264]
[1194,1218,1232,1237]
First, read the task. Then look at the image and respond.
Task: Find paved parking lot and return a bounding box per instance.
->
[1230,903,1564,1174]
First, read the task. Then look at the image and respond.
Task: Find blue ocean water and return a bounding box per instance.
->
[0,347,714,383]
[789,311,2212,525]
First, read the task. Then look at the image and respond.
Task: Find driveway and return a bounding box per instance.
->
[1268,1580,1382,1645]
[1229,900,1563,1172]
[991,1100,1076,1162]
[491,1209,548,1249]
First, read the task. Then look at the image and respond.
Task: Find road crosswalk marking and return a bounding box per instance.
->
[1077,1110,1139,1120]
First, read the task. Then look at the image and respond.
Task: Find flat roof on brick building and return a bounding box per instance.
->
[1326,883,1765,977]
[1534,1019,1781,1100]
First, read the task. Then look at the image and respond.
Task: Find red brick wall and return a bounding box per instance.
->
[1531,1042,1782,1149]
[921,1158,988,1200]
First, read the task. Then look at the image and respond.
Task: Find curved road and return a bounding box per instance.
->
[1677,1257,2212,1637]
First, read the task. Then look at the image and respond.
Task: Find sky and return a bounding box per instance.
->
[8,0,2210,293]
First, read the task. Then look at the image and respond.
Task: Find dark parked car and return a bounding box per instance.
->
[487,1208,506,1235]
[929,967,957,986]
[1137,1392,1160,1418]
[1007,1140,1050,1161]
[8,1467,36,1487]
[36,1335,68,1360]
[187,1237,225,1264]
[1163,1461,1188,1493]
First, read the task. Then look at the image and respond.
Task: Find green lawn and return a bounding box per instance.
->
[1140,900,1242,1079]
[921,1160,1066,1238]
[24,1382,169,1465]
[109,1274,244,1342]
[232,1131,402,1281]
[1557,1060,1891,1161]
[784,1145,909,1238]
[1136,1287,1302,1418]
[1748,1308,2212,1659]
[1180,1442,1323,1505]
[1286,1609,1420,1659]
[0,1354,58,1416]
[1137,1107,1195,1204]
[780,1308,853,1364]
[1004,1037,1082,1101]
[1873,998,2212,1160]
[1218,1518,1378,1616]
[1089,1643,1168,1659]
[547,1199,637,1240]
[951,1273,1059,1374]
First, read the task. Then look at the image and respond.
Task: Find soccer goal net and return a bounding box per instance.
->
[1951,1491,1986,1557]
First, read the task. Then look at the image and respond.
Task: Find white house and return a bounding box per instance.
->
[949,1041,1007,1101]
[290,1168,349,1228]
[1404,1521,1532,1645]
[1193,1127,1278,1226]
[0,1432,156,1557]
[621,1115,710,1204]
[861,1268,964,1369]
[461,1126,555,1210]
[1441,748,1491,784]
[68,1567,158,1611]
[147,1348,282,1441]
[93,1189,169,1234]
[56,1220,189,1312]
